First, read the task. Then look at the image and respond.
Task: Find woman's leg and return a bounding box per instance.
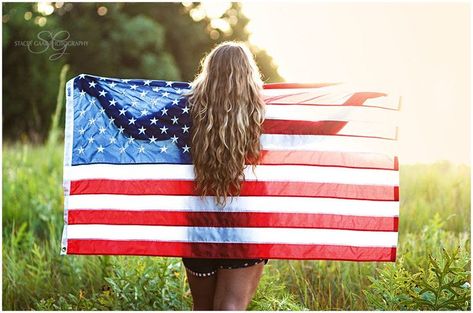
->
[213,261,265,310]
[184,267,217,310]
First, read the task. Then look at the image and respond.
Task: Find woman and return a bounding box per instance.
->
[182,41,269,310]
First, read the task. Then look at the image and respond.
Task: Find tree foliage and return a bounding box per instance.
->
[2,2,283,142]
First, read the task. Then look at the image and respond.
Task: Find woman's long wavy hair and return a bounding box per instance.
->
[185,41,266,208]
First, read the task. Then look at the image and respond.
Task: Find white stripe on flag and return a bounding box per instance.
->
[64,164,399,185]
[67,194,400,217]
[66,224,398,247]
[314,120,397,139]
[260,134,398,155]
[265,104,400,124]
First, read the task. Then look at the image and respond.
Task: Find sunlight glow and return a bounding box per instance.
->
[36,2,54,16]
[242,2,469,165]
[200,1,231,19]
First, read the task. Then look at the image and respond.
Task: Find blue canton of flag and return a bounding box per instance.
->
[72,73,193,165]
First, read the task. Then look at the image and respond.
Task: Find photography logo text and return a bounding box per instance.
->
[14,30,88,60]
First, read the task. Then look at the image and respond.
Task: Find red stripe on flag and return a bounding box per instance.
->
[263,119,349,136]
[394,186,399,200]
[67,239,397,261]
[256,150,398,170]
[70,179,399,201]
[394,156,399,170]
[68,210,399,232]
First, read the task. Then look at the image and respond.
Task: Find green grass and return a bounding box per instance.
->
[2,142,471,310]
[399,161,470,233]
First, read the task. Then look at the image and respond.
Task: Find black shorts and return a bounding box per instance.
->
[182,257,269,277]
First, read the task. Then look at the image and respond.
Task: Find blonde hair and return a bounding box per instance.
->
[185,41,266,207]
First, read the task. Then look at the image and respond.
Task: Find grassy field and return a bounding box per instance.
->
[2,142,471,310]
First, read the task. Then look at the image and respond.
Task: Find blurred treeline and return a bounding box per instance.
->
[2,2,283,142]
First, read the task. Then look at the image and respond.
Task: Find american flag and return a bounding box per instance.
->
[61,74,400,262]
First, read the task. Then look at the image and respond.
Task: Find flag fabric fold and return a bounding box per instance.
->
[61,73,400,262]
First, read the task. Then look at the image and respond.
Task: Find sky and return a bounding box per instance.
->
[237,1,470,165]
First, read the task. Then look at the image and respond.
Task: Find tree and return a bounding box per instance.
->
[2,2,283,142]
[178,2,283,82]
[2,2,65,142]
